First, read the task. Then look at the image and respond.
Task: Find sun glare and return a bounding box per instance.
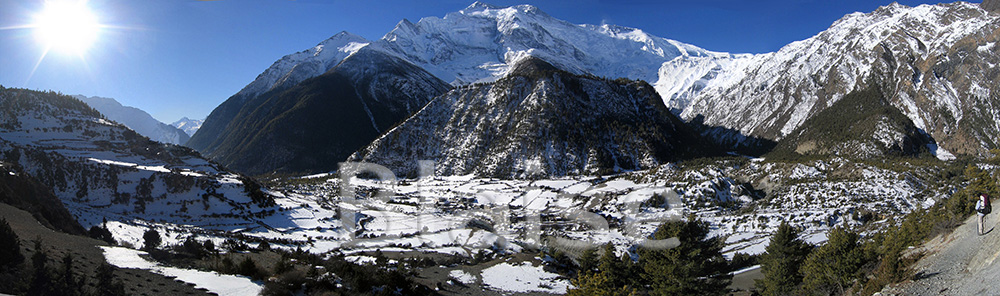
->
[33,0,101,55]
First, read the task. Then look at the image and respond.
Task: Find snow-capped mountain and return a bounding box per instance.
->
[234,31,371,102]
[189,2,740,175]
[194,47,451,175]
[188,32,370,151]
[350,57,711,178]
[371,1,732,85]
[74,95,190,145]
[170,117,202,137]
[195,1,1000,177]
[661,2,1000,156]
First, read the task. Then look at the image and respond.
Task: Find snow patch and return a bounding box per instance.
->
[449,269,477,285]
[480,262,570,294]
[101,246,263,296]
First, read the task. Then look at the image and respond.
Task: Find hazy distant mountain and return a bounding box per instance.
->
[74,95,190,145]
[350,57,712,178]
[170,117,203,137]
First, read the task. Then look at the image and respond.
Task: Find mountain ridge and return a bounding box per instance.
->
[75,95,190,145]
[187,31,370,153]
[661,1,1000,157]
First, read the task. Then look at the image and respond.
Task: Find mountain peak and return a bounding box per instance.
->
[464,1,503,11]
[328,31,363,41]
[460,2,546,17]
[508,56,560,76]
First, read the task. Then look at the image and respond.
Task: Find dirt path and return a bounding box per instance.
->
[881,202,1000,295]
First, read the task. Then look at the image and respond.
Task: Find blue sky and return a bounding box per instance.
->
[0,0,956,123]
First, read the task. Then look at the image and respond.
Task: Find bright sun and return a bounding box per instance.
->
[33,0,101,55]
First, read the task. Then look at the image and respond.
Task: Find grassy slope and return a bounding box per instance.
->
[0,203,209,295]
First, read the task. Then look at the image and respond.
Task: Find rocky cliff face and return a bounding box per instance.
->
[983,0,1000,12]
[350,57,712,178]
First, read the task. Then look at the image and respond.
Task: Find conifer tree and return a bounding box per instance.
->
[755,221,813,296]
[95,263,127,296]
[28,238,52,296]
[0,218,23,267]
[568,243,637,296]
[143,229,161,251]
[577,246,598,274]
[801,227,865,295]
[639,217,731,296]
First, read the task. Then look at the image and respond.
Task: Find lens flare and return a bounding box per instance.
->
[33,0,101,55]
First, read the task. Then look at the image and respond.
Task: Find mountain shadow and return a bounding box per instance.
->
[190,48,452,175]
[685,114,777,157]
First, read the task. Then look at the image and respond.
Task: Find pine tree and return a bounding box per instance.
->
[95,263,127,296]
[56,253,84,296]
[801,227,866,295]
[965,164,999,199]
[27,238,52,296]
[567,243,637,296]
[577,246,598,274]
[0,218,23,267]
[238,256,259,278]
[755,221,813,296]
[143,229,161,251]
[639,217,731,296]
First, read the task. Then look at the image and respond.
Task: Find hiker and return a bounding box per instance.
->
[976,193,991,235]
